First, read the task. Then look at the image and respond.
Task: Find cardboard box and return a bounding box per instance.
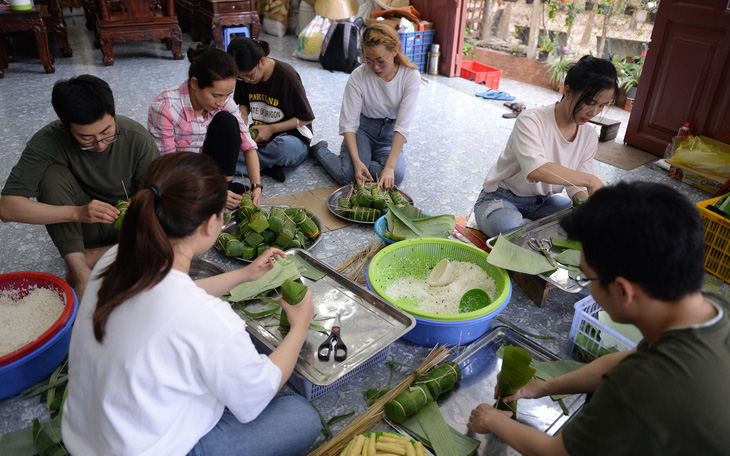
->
[667,135,730,195]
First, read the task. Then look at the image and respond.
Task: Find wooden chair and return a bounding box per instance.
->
[95,0,184,66]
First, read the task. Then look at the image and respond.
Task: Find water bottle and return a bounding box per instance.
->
[428,44,440,76]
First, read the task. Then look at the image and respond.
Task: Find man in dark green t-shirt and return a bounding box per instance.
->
[467,182,730,456]
[0,75,159,298]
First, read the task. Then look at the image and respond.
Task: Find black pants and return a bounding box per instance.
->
[201,111,241,177]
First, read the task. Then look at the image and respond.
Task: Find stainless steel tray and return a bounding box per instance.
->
[486,208,582,293]
[219,204,323,263]
[391,326,585,455]
[234,249,416,387]
[326,184,414,225]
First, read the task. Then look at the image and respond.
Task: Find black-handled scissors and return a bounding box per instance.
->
[318,313,347,362]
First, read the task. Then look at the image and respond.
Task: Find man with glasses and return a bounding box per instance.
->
[0,75,159,298]
[468,181,730,455]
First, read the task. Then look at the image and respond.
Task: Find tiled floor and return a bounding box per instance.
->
[0,12,709,448]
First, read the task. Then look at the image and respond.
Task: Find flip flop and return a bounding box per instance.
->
[503,101,526,112]
[502,111,520,119]
[476,90,516,101]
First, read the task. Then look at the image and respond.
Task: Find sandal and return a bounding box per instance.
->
[503,101,526,112]
[502,111,520,119]
[476,90,516,101]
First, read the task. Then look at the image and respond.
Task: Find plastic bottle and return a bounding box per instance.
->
[677,122,692,137]
[428,44,440,76]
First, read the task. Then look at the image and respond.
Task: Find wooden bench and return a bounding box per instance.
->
[587,117,621,142]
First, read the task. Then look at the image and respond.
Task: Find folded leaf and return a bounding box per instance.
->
[487,235,555,275]
[229,259,301,302]
[554,249,581,267]
[392,214,456,240]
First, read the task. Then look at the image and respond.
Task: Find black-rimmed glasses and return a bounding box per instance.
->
[575,273,600,289]
[78,132,120,150]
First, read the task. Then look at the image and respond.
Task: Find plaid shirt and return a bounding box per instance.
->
[148,80,256,155]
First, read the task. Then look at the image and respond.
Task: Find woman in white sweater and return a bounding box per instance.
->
[473,55,619,237]
[313,24,421,189]
[62,152,320,456]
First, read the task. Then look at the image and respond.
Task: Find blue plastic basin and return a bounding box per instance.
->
[0,290,78,400]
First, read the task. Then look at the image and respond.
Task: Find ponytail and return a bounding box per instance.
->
[227,37,270,72]
[93,153,227,343]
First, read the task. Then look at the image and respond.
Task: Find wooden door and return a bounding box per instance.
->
[624,0,730,156]
[409,0,469,76]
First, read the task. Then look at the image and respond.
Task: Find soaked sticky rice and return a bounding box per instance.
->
[384,261,496,314]
[0,287,65,358]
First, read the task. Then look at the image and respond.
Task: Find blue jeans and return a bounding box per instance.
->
[314,114,406,186]
[237,135,309,176]
[187,392,320,456]
[473,187,572,237]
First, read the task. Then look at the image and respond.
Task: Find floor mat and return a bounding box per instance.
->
[595,140,657,170]
[263,185,351,233]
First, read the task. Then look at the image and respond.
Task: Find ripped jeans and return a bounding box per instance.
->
[473,187,572,237]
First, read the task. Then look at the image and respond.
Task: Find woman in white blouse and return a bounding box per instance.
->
[313,24,421,190]
[473,55,619,237]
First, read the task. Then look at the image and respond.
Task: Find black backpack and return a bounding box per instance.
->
[319,17,364,73]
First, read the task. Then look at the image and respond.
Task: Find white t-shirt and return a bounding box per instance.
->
[482,104,598,199]
[61,246,281,456]
[339,63,421,142]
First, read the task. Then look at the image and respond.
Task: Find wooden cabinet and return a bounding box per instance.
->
[197,0,260,50]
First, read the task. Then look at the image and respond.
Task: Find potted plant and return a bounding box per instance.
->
[546,58,574,91]
[538,34,556,62]
[613,56,644,111]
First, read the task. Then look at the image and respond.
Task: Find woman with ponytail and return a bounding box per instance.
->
[148,46,264,208]
[61,152,320,455]
[227,37,327,183]
[313,23,422,189]
[472,55,618,237]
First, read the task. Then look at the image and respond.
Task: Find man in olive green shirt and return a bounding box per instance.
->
[467,182,730,456]
[0,75,159,298]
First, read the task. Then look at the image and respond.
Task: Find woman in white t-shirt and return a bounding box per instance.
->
[313,24,421,189]
[473,55,619,237]
[61,152,320,456]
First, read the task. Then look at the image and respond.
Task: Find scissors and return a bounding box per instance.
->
[318,313,347,362]
[528,237,557,268]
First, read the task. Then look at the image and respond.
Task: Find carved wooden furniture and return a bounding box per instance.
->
[0,7,55,77]
[95,0,185,66]
[174,0,202,40]
[36,0,73,57]
[197,0,259,50]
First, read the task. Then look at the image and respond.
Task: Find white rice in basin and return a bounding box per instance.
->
[384,261,497,315]
[0,286,65,358]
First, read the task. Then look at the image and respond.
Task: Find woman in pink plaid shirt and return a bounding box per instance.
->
[148,47,264,207]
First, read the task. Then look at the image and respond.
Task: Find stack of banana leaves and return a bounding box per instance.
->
[216,195,319,260]
[381,202,456,241]
[709,193,730,220]
[336,184,410,222]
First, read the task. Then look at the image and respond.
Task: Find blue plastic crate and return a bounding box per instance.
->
[398,30,435,73]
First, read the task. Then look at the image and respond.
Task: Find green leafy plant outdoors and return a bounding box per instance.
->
[463,27,477,58]
[511,43,525,54]
[539,34,556,54]
[546,58,575,89]
[612,55,644,92]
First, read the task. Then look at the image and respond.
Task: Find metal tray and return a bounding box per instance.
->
[234,249,416,387]
[326,184,414,225]
[219,204,323,263]
[486,208,582,293]
[189,257,225,280]
[391,326,585,455]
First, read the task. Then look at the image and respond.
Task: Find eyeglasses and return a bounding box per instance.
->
[237,64,259,82]
[575,273,600,289]
[78,132,119,150]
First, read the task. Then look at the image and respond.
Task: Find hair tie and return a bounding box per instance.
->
[144,183,162,205]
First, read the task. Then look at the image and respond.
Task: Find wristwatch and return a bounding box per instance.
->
[251,183,263,191]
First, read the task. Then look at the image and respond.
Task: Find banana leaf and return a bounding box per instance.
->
[487,235,556,275]
[494,346,537,418]
[553,249,581,268]
[400,415,481,456]
[550,237,581,251]
[391,215,456,240]
[229,258,301,302]
[417,402,460,456]
[386,202,424,236]
[290,254,326,281]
